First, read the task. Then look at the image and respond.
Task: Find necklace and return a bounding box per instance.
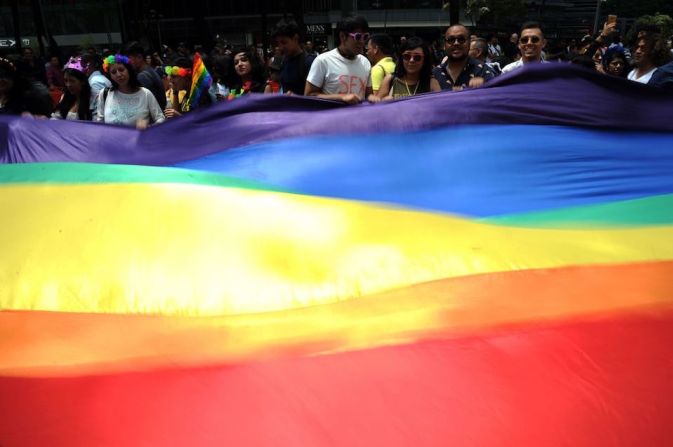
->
[403,77,419,96]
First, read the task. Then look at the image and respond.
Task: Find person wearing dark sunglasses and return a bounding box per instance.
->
[305,16,372,104]
[431,24,496,91]
[502,22,548,74]
[369,36,440,101]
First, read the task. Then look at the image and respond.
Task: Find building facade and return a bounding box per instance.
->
[2,0,124,54]
[1,0,617,56]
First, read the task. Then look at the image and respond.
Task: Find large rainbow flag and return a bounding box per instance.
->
[1,64,673,446]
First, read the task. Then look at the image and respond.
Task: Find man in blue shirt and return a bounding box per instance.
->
[125,42,167,109]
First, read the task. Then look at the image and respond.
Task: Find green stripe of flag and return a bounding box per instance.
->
[483,194,673,228]
[0,162,287,192]
[2,162,673,227]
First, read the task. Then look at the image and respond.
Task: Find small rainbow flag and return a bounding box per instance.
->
[186,52,212,109]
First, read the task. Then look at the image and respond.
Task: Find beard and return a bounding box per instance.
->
[448,52,468,62]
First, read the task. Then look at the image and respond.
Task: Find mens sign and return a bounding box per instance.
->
[304,24,330,35]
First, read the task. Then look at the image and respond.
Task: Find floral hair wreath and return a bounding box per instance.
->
[102,54,130,73]
[164,66,192,77]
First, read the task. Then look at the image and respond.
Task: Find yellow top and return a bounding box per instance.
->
[166,89,190,112]
[370,57,396,92]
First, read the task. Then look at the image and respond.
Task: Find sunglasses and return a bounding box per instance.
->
[402,53,424,62]
[348,32,370,42]
[519,36,541,44]
[445,36,467,44]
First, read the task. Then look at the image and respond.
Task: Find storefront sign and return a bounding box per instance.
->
[0,38,31,48]
[305,24,330,35]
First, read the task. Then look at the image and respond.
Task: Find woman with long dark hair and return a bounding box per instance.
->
[95,54,165,128]
[370,37,439,101]
[231,48,267,94]
[51,57,92,120]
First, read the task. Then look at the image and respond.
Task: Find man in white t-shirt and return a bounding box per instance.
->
[305,16,372,104]
[502,22,547,74]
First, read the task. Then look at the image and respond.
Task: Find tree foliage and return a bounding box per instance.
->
[462,0,527,29]
[626,14,673,42]
[604,0,673,19]
[463,0,490,26]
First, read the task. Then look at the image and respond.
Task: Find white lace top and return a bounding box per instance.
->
[95,87,165,126]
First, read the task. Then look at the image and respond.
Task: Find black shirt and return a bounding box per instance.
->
[432,57,496,90]
[280,51,316,95]
[18,59,47,85]
[138,66,167,109]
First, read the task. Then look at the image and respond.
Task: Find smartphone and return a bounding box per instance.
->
[607,15,617,25]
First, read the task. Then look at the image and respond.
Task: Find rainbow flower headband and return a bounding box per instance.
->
[165,66,192,77]
[102,54,130,73]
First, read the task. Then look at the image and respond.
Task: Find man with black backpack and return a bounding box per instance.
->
[125,42,167,109]
[272,20,316,95]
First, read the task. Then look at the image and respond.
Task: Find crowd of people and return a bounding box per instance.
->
[1,15,672,128]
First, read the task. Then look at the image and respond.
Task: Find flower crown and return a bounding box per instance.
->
[165,66,192,77]
[65,56,87,73]
[102,54,130,73]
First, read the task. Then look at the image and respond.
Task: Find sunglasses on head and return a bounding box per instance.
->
[519,36,541,44]
[402,53,424,62]
[445,36,467,44]
[348,32,370,42]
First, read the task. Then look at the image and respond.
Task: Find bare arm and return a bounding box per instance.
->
[164,90,182,119]
[430,78,442,92]
[304,81,361,104]
[369,74,393,102]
